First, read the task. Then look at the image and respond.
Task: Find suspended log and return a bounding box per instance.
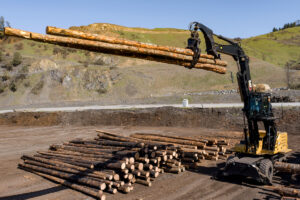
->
[4,27,227,74]
[46,26,227,67]
[24,169,106,200]
[274,162,300,174]
[46,26,216,59]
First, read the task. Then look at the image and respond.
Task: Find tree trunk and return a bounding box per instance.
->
[4,27,227,74]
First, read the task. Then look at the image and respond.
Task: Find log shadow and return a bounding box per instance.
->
[256,191,281,200]
[0,185,66,200]
[274,151,300,189]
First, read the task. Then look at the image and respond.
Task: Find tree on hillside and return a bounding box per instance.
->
[0,16,11,31]
[272,20,300,32]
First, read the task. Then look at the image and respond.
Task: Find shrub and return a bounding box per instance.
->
[31,79,44,95]
[97,88,107,94]
[52,47,69,58]
[24,81,30,87]
[53,47,61,55]
[14,43,23,50]
[0,82,6,93]
[2,63,13,71]
[11,52,22,66]
[9,82,17,92]
[1,74,10,81]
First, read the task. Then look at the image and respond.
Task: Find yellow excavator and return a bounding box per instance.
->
[186,22,291,184]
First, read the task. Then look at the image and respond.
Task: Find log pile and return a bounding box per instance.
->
[4,27,227,74]
[274,162,300,175]
[129,133,232,169]
[19,131,232,199]
[265,185,300,198]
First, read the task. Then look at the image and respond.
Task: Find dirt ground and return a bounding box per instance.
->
[0,125,299,200]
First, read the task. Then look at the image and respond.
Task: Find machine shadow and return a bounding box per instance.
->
[0,185,66,200]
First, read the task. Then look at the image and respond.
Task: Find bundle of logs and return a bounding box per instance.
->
[19,130,232,199]
[129,133,232,169]
[265,162,300,199]
[4,26,227,74]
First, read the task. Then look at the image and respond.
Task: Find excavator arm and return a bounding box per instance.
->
[187,22,277,153]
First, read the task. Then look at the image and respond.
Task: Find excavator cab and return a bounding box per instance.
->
[248,92,272,120]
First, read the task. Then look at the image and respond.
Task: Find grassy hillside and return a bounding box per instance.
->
[0,23,298,107]
[242,26,300,66]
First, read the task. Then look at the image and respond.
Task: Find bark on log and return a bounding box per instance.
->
[4,27,227,74]
[274,162,300,174]
[65,142,126,151]
[51,145,118,154]
[135,179,152,187]
[19,163,107,190]
[118,185,131,193]
[46,26,216,59]
[265,185,300,198]
[94,139,144,148]
[24,169,106,200]
[38,151,114,162]
[24,159,108,181]
[34,154,95,169]
[130,134,205,148]
[134,133,208,144]
[45,149,115,159]
[21,155,112,179]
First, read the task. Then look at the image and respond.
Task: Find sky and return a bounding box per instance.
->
[1,0,300,38]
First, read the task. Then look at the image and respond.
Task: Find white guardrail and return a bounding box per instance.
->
[0,102,299,114]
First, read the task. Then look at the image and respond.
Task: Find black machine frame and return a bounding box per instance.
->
[186,22,278,153]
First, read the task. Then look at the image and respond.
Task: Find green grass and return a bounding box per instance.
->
[242,27,300,66]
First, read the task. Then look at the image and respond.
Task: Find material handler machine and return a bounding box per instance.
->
[186,22,291,184]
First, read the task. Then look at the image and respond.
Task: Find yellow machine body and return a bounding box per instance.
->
[234,130,291,155]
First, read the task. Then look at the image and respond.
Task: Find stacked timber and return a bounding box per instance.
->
[274,162,300,175]
[4,27,227,74]
[265,185,300,198]
[19,131,179,199]
[129,133,232,169]
[19,131,232,199]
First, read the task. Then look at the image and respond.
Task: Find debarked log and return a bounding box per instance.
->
[4,27,227,74]
[46,26,218,59]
